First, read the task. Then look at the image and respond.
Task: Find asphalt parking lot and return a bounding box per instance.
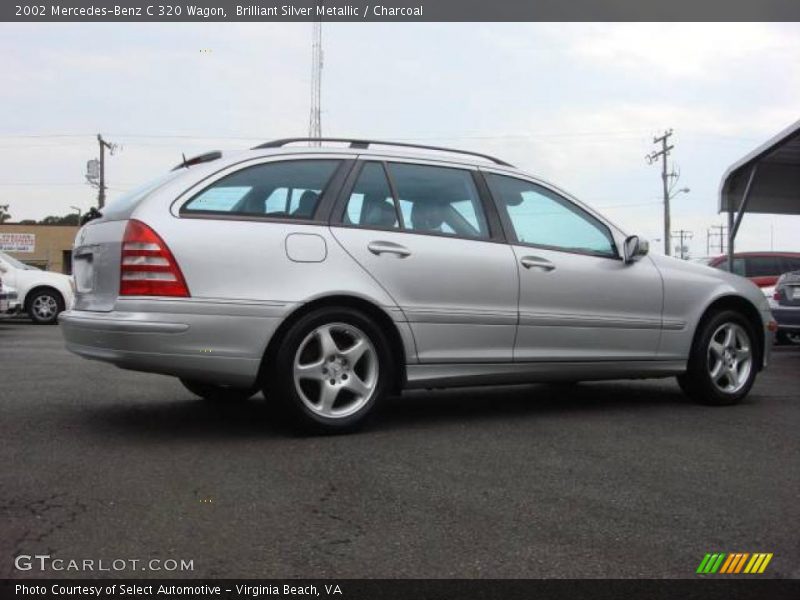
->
[1,319,798,579]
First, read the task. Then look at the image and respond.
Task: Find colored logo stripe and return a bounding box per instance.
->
[697,553,726,573]
[698,552,773,574]
[719,553,749,573]
[744,553,773,574]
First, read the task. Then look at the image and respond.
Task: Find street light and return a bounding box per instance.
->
[70,205,82,223]
[671,187,690,199]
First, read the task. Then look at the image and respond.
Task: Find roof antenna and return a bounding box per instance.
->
[181,152,187,169]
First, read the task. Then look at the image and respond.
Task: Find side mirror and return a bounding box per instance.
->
[623,235,648,264]
[0,262,8,273]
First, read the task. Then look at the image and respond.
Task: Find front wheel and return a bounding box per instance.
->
[180,379,256,402]
[269,307,394,434]
[28,289,64,325]
[677,310,758,406]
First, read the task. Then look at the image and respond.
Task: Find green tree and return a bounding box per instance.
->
[0,204,10,223]
[39,214,80,226]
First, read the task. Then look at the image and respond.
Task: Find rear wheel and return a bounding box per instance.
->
[269,307,393,434]
[28,289,64,325]
[179,379,256,402]
[677,310,758,406]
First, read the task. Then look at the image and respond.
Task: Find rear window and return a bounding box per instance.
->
[102,171,183,220]
[182,160,341,219]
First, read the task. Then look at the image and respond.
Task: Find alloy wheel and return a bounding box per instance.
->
[32,295,58,321]
[707,322,752,394]
[293,322,379,419]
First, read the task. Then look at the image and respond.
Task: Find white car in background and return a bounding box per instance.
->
[0,251,74,324]
[0,277,20,315]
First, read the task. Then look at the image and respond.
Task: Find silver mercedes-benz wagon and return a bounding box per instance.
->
[60,138,774,432]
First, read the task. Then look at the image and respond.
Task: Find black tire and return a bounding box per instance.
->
[268,306,394,434]
[677,310,758,406]
[179,379,256,402]
[27,288,65,325]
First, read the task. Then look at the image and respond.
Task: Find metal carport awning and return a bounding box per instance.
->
[719,118,800,269]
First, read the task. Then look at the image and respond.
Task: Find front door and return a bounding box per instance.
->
[484,172,664,362]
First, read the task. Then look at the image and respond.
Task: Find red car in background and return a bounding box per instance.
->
[701,252,800,290]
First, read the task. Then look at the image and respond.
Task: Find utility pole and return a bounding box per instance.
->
[672,229,693,259]
[96,134,117,209]
[646,129,675,256]
[707,225,727,255]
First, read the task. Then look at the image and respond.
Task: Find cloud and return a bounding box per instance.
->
[564,23,800,81]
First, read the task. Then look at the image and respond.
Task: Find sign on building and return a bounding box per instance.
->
[0,233,36,253]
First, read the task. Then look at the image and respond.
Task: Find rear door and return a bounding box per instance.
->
[330,159,518,363]
[483,171,664,362]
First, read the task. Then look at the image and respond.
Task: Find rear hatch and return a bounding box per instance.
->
[72,171,183,312]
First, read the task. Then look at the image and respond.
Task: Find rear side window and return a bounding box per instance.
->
[345,162,399,229]
[388,163,489,239]
[182,160,340,219]
[343,162,490,240]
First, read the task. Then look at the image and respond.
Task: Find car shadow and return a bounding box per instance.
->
[376,380,692,429]
[85,379,693,440]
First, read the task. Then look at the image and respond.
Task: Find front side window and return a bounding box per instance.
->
[183,160,340,219]
[486,174,616,257]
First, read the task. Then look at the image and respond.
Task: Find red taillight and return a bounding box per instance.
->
[773,290,781,301]
[119,220,190,297]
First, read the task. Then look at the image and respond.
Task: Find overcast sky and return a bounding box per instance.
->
[1,22,798,257]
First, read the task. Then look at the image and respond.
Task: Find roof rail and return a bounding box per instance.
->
[252,137,514,167]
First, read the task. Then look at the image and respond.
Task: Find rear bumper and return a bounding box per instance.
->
[59,303,286,387]
[771,306,800,331]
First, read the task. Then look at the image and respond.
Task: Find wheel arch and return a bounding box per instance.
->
[258,294,409,392]
[694,294,765,371]
[23,285,65,312]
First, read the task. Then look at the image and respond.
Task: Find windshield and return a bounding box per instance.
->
[0,251,40,270]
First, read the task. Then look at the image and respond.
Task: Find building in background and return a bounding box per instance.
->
[0,223,78,274]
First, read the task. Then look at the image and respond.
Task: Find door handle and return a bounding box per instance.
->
[367,241,411,257]
[520,256,555,271]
